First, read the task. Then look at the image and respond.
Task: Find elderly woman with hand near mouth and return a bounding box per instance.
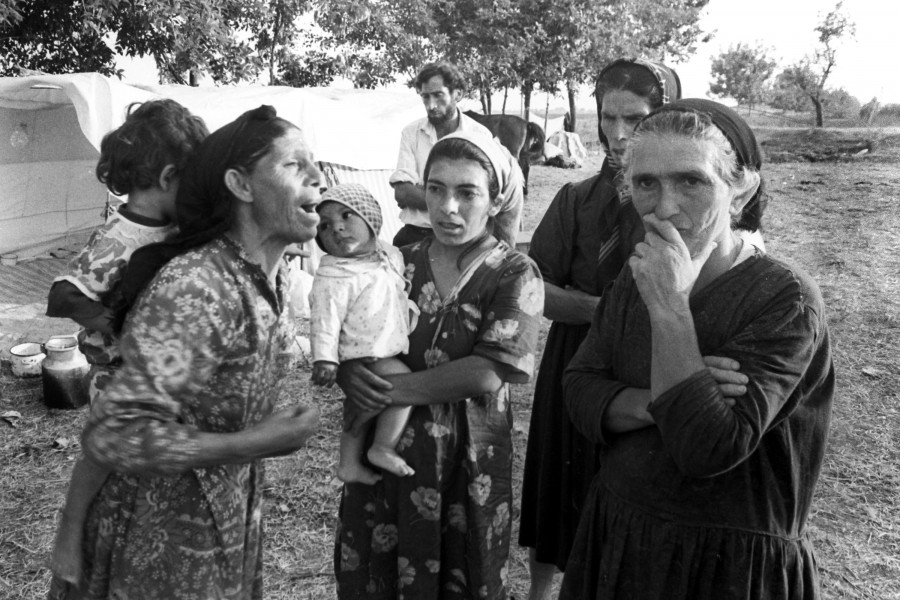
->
[52,106,322,600]
[519,58,689,600]
[560,99,835,600]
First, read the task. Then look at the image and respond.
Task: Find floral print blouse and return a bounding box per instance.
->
[335,239,544,600]
[74,235,297,599]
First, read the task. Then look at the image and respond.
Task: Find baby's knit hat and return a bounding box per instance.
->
[316,183,383,236]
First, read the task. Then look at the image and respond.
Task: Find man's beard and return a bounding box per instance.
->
[427,107,454,126]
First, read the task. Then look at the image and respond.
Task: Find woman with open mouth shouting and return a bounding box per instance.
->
[53,106,321,600]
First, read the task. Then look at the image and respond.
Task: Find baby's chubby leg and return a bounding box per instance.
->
[50,456,110,584]
[322,358,380,485]
[366,357,415,477]
[337,426,382,485]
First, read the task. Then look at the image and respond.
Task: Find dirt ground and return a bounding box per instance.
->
[1,128,899,599]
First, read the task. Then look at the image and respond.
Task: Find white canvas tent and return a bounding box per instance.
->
[529,112,565,140]
[0,73,424,259]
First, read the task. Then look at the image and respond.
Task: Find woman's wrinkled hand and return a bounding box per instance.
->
[336,357,393,412]
[703,355,749,407]
[629,214,716,313]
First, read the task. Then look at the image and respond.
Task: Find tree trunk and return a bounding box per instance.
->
[270,3,283,85]
[502,88,508,115]
[813,96,824,127]
[269,31,277,85]
[522,81,533,121]
[567,82,577,132]
[544,95,550,134]
[479,86,492,114]
[189,70,199,87]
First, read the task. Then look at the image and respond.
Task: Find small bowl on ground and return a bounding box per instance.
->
[9,342,45,377]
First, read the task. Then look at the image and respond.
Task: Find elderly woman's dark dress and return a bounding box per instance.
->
[518,159,642,568]
[518,59,682,578]
[561,249,834,599]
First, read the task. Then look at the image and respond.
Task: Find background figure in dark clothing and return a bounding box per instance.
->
[517,58,683,600]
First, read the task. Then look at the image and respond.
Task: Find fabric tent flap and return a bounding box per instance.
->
[0,73,423,258]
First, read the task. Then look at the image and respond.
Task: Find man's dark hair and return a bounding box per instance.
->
[414,61,467,94]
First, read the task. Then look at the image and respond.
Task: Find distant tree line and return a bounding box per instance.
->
[708,2,859,127]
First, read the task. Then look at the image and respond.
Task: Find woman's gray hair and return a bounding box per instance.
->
[623,110,763,231]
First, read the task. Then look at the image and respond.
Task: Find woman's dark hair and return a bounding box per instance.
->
[423,137,501,267]
[594,59,681,152]
[415,61,467,94]
[173,105,299,244]
[596,63,666,111]
[111,105,301,331]
[96,99,208,196]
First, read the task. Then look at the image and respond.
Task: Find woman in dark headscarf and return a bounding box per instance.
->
[560,99,834,599]
[517,57,684,599]
[54,106,322,599]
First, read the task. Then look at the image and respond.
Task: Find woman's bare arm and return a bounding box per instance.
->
[543,281,599,324]
[83,404,320,476]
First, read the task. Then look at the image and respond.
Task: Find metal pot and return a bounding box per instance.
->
[9,342,45,377]
[41,336,90,409]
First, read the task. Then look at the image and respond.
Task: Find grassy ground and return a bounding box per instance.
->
[2,127,899,599]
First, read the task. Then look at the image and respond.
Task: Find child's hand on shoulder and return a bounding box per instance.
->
[312,361,339,387]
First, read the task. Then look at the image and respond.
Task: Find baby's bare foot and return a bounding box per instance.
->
[337,462,383,486]
[368,445,415,477]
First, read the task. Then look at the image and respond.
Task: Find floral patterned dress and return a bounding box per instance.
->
[53,236,298,600]
[334,239,544,600]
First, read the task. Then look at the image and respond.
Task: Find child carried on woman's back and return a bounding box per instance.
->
[309,183,419,484]
[46,99,208,588]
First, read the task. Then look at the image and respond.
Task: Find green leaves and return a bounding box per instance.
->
[709,43,776,110]
[0,0,122,77]
[772,2,855,126]
[0,0,710,93]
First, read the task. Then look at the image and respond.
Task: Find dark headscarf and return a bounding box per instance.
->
[596,58,682,150]
[648,98,767,232]
[592,58,682,284]
[110,105,293,331]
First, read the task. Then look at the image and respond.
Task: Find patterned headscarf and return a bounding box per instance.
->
[592,59,682,282]
[595,58,682,151]
[315,183,383,251]
[317,183,383,236]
